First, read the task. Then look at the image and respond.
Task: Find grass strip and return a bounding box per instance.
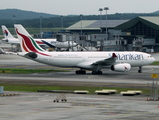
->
[0,68,69,74]
[0,83,153,95]
[151,61,159,65]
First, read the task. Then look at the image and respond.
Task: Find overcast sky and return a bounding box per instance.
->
[0,0,159,15]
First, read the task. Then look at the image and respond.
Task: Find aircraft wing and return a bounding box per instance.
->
[91,53,117,66]
[77,53,117,68]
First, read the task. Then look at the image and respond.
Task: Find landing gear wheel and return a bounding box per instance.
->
[138,66,142,73]
[92,71,96,75]
[75,70,86,74]
[138,69,142,73]
[98,71,103,75]
[92,70,103,75]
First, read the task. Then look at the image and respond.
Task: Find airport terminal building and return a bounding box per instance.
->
[65,16,159,52]
[115,16,159,52]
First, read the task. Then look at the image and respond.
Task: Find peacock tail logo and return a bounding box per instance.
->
[16,28,50,56]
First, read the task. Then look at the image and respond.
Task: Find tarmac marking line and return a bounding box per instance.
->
[16,66,29,68]
[37,66,54,69]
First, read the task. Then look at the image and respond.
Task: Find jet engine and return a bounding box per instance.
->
[111,63,131,72]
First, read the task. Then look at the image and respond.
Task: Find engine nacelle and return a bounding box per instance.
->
[111,63,131,72]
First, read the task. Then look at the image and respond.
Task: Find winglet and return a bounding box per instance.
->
[112,53,117,57]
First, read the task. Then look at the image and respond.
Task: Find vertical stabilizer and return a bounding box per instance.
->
[14,24,46,53]
[1,25,15,39]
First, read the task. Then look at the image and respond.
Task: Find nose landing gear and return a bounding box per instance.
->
[138,66,142,73]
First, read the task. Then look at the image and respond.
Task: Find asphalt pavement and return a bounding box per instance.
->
[0,50,159,120]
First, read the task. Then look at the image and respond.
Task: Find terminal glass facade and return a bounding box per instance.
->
[124,22,159,43]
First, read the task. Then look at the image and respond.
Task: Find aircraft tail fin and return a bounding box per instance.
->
[1,25,15,39]
[14,24,46,53]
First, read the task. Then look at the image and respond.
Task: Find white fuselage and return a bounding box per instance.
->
[19,51,155,70]
[1,37,56,45]
[1,38,77,48]
[1,38,19,44]
[51,41,77,48]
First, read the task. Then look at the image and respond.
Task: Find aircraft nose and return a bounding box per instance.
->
[150,56,155,64]
[152,57,155,62]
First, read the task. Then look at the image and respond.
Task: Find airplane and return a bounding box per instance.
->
[1,25,19,44]
[1,25,77,50]
[1,25,56,45]
[14,24,155,75]
[0,47,16,54]
[41,40,77,50]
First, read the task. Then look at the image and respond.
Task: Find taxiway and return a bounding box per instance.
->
[0,54,159,120]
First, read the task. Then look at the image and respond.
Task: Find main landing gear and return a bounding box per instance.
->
[75,69,103,75]
[92,70,103,75]
[138,66,142,73]
[75,69,86,74]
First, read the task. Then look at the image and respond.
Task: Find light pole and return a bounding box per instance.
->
[80,14,82,35]
[13,15,16,35]
[104,7,109,41]
[98,8,103,32]
[61,16,63,28]
[80,14,83,49]
[40,16,43,38]
[13,15,16,24]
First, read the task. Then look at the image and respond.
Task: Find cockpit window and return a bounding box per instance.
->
[148,55,152,58]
